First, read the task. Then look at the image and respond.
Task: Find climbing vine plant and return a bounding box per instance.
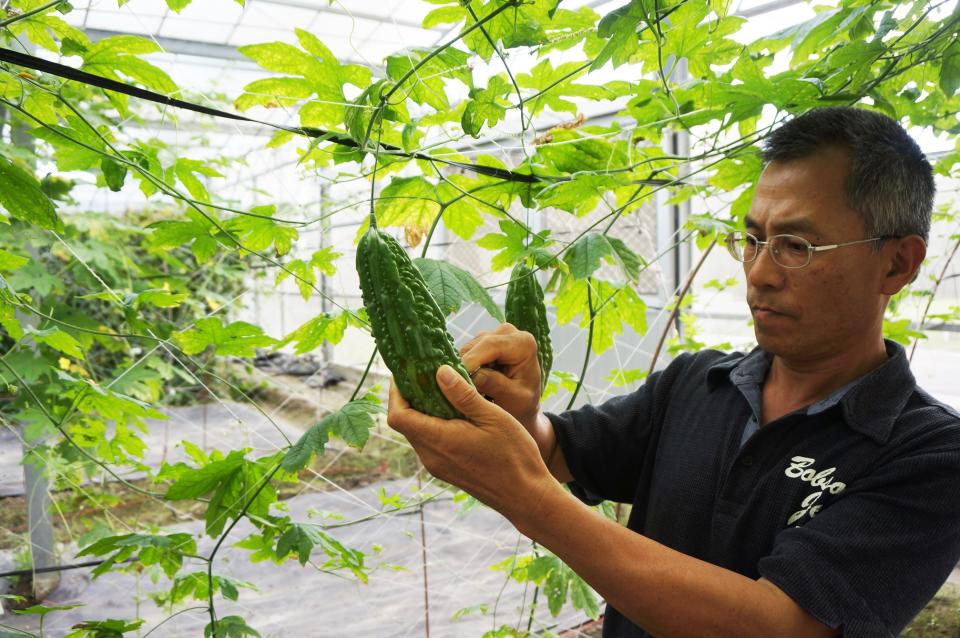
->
[1,0,960,636]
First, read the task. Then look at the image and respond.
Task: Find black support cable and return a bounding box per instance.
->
[0,47,673,188]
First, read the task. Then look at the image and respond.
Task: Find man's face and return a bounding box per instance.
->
[743,146,890,362]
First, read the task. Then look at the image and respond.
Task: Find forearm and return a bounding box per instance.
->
[516,484,835,638]
[531,412,571,483]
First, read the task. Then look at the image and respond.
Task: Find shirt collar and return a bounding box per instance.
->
[706,340,915,444]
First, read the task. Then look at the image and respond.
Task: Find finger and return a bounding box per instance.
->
[461,332,538,374]
[459,330,490,357]
[437,365,507,424]
[387,382,444,443]
[471,366,518,398]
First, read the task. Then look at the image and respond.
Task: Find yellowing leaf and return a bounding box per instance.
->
[375,176,441,231]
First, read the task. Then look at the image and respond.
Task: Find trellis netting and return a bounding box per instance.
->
[1,0,959,636]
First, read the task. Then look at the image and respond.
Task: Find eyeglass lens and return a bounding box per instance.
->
[726,233,811,268]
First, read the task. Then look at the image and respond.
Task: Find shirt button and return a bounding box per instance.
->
[740,455,755,467]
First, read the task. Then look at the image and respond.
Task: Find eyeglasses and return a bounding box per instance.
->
[723,231,895,269]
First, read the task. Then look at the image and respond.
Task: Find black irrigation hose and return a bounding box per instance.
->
[0,557,131,580]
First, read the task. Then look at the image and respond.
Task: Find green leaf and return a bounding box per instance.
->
[237,33,371,130]
[163,450,276,537]
[275,259,315,301]
[276,522,324,565]
[164,451,246,500]
[564,233,644,281]
[517,59,595,116]
[281,420,330,472]
[276,312,350,355]
[565,233,614,279]
[537,127,629,175]
[461,75,512,137]
[0,303,24,341]
[282,398,384,471]
[234,77,315,111]
[569,572,600,618]
[77,532,196,580]
[204,616,261,638]
[173,317,276,357]
[883,318,925,346]
[324,399,383,449]
[152,572,255,607]
[589,0,655,69]
[414,258,504,321]
[451,0,559,60]
[386,46,472,110]
[7,259,62,296]
[148,211,220,264]
[0,154,60,230]
[545,562,568,616]
[555,279,647,354]
[68,618,145,637]
[0,249,28,271]
[477,220,554,272]
[81,35,178,113]
[27,326,84,358]
[310,247,341,276]
[168,157,223,203]
[224,206,298,257]
[132,288,188,309]
[537,173,607,217]
[940,39,960,96]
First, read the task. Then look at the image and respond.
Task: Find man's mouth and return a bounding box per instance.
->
[750,304,790,320]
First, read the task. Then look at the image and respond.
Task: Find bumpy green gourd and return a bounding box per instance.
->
[356,227,472,419]
[504,262,553,394]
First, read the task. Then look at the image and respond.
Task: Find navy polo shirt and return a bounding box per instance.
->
[550,341,960,637]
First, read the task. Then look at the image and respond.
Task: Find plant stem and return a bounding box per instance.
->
[0,357,166,498]
[382,0,520,104]
[646,240,716,377]
[205,461,282,636]
[566,278,595,410]
[416,467,431,638]
[910,234,960,362]
[0,0,61,29]
[349,347,378,402]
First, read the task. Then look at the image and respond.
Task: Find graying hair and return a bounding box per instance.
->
[762,107,934,241]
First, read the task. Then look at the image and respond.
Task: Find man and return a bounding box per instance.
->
[387,107,960,637]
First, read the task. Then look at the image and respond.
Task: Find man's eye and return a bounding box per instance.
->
[783,238,808,253]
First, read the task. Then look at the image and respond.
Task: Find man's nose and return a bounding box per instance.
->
[745,244,785,289]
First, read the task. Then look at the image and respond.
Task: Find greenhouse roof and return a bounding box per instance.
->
[57,0,814,100]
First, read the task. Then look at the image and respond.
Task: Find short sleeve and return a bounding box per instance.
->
[548,355,693,504]
[759,447,960,637]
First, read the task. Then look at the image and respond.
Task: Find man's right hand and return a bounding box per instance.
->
[459,323,570,482]
[460,323,542,431]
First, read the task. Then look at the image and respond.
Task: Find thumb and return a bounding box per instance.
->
[436,364,502,424]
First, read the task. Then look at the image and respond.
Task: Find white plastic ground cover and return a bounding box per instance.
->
[1,475,592,637]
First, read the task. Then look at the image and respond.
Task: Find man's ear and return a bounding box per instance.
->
[881,235,927,294]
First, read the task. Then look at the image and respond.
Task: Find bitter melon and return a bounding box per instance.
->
[504,262,553,394]
[356,227,472,419]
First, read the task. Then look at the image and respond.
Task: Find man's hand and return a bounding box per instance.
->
[387,364,556,526]
[460,323,542,431]
[460,323,570,481]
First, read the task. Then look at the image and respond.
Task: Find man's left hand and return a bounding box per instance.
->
[387,364,557,528]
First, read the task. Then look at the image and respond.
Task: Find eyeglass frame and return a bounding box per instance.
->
[723,231,900,269]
